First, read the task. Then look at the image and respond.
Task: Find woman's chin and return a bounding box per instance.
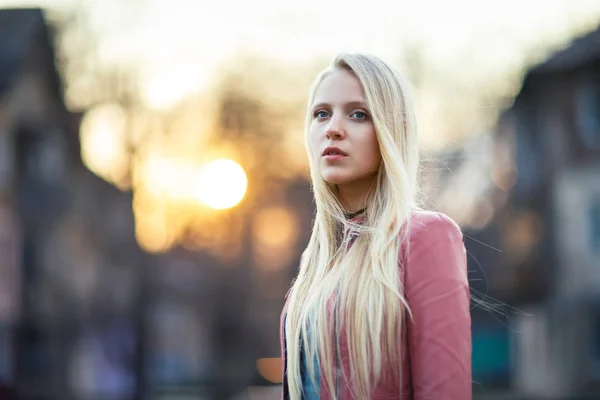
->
[321,173,352,185]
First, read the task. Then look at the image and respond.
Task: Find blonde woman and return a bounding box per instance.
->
[280,53,471,399]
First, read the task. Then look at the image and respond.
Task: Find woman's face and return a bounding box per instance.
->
[309,68,382,187]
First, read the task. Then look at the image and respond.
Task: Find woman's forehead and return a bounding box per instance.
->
[312,69,366,106]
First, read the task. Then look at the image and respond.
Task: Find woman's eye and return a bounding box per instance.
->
[351,111,368,120]
[314,110,329,119]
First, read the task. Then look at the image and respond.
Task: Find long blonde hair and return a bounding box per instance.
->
[285,53,421,399]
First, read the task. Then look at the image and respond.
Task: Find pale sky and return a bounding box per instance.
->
[3,0,600,239]
[2,0,600,108]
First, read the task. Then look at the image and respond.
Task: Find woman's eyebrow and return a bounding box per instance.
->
[311,100,369,110]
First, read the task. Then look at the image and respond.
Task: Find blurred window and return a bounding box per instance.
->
[592,310,600,377]
[0,327,12,382]
[514,118,541,198]
[0,133,14,192]
[575,73,600,150]
[472,323,511,386]
[590,198,600,255]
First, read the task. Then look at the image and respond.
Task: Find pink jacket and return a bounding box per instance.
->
[279,211,472,399]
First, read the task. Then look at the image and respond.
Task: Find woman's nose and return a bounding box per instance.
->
[325,114,345,140]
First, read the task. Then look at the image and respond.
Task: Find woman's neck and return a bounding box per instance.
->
[336,174,376,213]
[344,208,366,219]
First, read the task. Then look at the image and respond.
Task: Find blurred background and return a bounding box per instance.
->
[0,0,599,399]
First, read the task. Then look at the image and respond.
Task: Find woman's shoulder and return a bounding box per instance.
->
[402,210,467,280]
[406,209,464,247]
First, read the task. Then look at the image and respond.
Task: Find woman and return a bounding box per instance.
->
[279,53,471,399]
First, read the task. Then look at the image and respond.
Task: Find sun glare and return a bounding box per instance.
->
[195,159,247,210]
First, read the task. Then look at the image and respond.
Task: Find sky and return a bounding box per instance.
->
[2,0,600,109]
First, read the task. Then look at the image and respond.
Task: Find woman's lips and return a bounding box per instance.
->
[324,154,346,161]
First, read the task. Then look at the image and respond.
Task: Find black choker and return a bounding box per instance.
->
[344,208,366,219]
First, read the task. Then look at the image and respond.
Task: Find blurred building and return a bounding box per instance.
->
[418,24,600,399]
[499,25,600,398]
[458,25,600,398]
[0,8,145,400]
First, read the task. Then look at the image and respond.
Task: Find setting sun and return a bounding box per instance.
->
[195,159,247,210]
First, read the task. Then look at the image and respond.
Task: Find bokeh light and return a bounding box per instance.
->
[79,103,129,187]
[256,357,282,384]
[252,206,299,270]
[194,159,247,210]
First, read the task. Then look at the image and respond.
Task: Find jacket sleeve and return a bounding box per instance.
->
[405,212,472,399]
